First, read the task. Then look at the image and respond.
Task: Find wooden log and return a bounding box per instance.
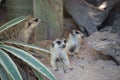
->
[63,0,118,34]
[33,0,63,40]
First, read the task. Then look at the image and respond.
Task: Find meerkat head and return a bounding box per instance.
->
[25,16,42,28]
[70,30,84,39]
[52,39,66,49]
[18,16,42,43]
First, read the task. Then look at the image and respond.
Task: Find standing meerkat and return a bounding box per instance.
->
[66,30,84,58]
[50,39,73,71]
[0,16,41,43]
[18,17,41,43]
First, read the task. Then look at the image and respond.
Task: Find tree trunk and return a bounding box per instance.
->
[33,0,63,40]
[6,0,33,20]
[63,0,118,34]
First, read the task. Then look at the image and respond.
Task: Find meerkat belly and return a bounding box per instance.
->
[52,49,61,58]
[60,50,67,58]
[67,38,78,52]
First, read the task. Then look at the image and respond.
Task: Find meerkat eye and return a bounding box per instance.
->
[56,41,61,45]
[28,22,32,26]
[75,31,80,34]
[34,18,39,22]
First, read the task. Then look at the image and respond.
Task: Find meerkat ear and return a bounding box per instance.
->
[70,30,75,36]
[28,22,32,26]
[75,30,80,34]
[70,30,73,34]
[52,43,54,48]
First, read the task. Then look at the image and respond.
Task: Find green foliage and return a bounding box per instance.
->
[0,16,27,33]
[0,49,22,80]
[0,16,56,80]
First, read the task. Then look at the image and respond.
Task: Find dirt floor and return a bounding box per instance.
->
[37,32,120,80]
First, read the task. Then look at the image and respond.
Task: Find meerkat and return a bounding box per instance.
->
[66,30,84,58]
[50,39,73,71]
[0,16,41,43]
[18,17,41,43]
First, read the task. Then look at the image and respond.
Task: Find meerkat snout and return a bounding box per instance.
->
[34,18,39,22]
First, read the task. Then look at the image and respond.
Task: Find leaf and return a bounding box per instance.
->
[3,41,51,54]
[0,44,56,80]
[0,49,23,80]
[0,64,12,80]
[33,69,45,80]
[0,16,28,33]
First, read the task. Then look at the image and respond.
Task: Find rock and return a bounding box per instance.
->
[88,32,120,64]
[100,2,120,34]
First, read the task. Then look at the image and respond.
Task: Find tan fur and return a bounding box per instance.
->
[0,16,41,43]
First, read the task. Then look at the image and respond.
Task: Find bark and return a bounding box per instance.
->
[63,0,118,34]
[33,0,63,40]
[6,0,33,20]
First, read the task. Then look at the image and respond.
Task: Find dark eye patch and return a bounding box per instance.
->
[56,40,61,45]
[28,22,32,26]
[34,18,39,22]
[75,31,80,34]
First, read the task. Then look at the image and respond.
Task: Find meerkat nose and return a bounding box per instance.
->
[63,45,66,48]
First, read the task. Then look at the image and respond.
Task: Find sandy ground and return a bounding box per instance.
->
[40,50,120,80]
[38,32,120,80]
[45,52,120,80]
